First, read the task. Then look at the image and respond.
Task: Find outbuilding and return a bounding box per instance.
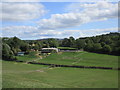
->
[41,48,59,53]
[17,52,25,56]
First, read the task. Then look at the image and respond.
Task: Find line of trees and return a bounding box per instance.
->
[2,32,120,61]
[61,32,120,55]
[26,38,59,49]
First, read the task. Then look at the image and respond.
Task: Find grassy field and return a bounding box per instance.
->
[2,61,118,88]
[16,51,39,62]
[58,47,77,50]
[38,51,119,68]
[3,51,119,88]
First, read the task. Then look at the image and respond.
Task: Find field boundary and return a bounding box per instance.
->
[24,61,120,70]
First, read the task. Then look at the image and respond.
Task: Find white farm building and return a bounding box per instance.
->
[41,48,59,53]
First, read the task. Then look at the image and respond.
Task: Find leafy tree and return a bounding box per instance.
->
[33,44,39,50]
[102,45,112,54]
[2,43,16,61]
[84,43,94,52]
[69,36,76,47]
[76,39,85,49]
[47,38,59,48]
[42,41,50,48]
[20,43,29,52]
[101,42,106,47]
[37,42,43,50]
[61,38,70,47]
[93,43,102,52]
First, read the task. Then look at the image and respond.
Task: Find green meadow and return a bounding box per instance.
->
[2,61,118,88]
[2,51,119,88]
[58,47,77,50]
[16,51,40,62]
[38,51,119,68]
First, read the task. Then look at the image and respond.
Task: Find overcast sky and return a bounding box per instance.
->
[1,0,119,40]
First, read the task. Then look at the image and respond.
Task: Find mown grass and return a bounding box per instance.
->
[2,61,118,88]
[39,51,119,68]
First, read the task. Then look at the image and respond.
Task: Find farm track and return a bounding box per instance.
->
[72,52,87,64]
[16,60,120,70]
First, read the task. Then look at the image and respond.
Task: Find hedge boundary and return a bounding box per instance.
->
[21,61,120,70]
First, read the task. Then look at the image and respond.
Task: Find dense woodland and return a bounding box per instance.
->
[2,32,120,61]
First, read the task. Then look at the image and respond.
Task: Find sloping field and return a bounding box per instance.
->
[2,61,118,88]
[38,51,119,68]
[17,51,39,62]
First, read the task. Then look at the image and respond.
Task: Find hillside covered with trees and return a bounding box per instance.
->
[61,32,120,56]
[2,32,120,61]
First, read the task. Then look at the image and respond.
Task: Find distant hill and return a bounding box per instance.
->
[37,38,63,41]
